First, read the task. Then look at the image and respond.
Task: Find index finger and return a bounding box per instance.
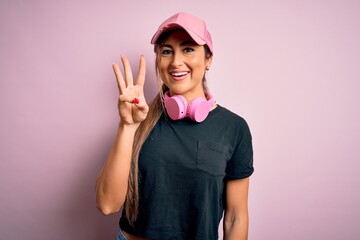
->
[135,55,146,86]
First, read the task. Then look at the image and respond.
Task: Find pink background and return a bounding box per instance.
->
[1,0,360,239]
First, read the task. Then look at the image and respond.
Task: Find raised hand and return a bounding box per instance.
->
[112,55,149,125]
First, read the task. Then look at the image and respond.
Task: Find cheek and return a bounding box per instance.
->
[157,61,167,74]
[158,64,169,82]
[191,53,206,65]
[159,66,168,79]
[189,57,206,73]
[159,58,170,70]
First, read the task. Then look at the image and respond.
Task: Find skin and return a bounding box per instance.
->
[224,177,250,240]
[96,30,250,240]
[157,29,212,102]
[95,56,148,216]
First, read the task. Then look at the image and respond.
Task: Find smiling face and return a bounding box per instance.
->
[156,29,212,102]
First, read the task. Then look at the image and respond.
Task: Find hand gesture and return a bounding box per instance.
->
[112,55,149,125]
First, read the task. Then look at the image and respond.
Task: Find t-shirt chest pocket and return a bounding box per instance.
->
[196,141,228,176]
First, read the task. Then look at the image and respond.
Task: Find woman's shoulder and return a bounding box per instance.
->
[212,105,249,125]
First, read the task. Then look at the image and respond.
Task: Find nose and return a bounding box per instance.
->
[170,51,184,68]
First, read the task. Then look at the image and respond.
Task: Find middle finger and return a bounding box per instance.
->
[121,56,134,87]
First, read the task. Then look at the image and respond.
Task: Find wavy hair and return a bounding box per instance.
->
[124,29,212,224]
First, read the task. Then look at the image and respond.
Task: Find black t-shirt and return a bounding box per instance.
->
[120,105,254,240]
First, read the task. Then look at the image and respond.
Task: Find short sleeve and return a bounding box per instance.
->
[225,119,254,179]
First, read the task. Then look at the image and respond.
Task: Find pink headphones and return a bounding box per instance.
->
[163,91,215,123]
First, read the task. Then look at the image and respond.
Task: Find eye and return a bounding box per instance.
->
[183,47,195,53]
[161,48,173,55]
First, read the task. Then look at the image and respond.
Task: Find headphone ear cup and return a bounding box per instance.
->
[188,97,211,122]
[164,94,187,120]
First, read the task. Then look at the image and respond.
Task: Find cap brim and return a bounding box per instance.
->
[151,24,206,46]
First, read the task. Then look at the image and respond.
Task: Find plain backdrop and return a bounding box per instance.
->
[1,0,360,239]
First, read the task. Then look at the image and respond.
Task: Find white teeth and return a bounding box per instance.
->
[171,72,187,77]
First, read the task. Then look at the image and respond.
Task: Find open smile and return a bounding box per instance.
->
[170,71,189,80]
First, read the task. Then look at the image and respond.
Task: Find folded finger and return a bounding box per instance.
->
[119,94,137,103]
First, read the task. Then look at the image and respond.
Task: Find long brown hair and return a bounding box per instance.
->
[124,30,212,224]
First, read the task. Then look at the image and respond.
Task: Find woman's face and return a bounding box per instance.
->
[157,29,212,101]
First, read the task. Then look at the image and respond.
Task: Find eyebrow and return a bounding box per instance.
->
[180,40,196,46]
[162,40,197,48]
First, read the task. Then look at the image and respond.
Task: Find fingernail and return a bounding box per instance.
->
[132,98,139,104]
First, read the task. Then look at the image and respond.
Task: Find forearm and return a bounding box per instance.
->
[223,212,249,240]
[96,123,139,215]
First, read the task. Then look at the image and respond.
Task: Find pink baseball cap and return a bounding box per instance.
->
[150,12,213,54]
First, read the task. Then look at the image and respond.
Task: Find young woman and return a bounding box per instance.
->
[96,12,254,240]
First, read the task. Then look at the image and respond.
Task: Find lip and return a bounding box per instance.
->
[169,71,189,81]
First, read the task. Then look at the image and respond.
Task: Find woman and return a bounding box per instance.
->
[96,12,254,240]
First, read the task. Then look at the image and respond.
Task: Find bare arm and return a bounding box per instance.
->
[96,123,138,215]
[223,177,250,240]
[96,56,148,215]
